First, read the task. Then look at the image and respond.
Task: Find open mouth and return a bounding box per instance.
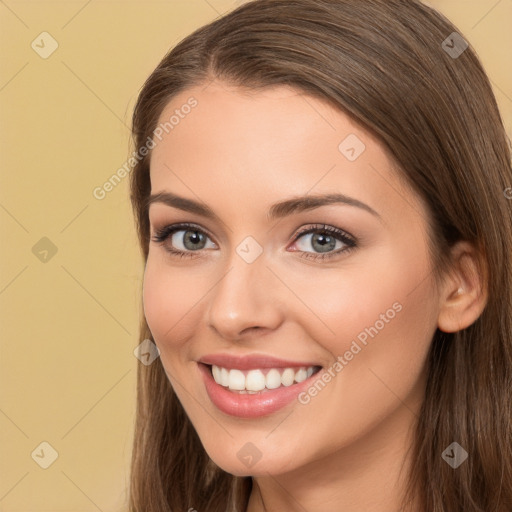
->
[198,361,324,418]
[204,363,323,394]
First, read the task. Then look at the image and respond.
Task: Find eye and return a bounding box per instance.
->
[290,224,357,261]
[151,222,357,261]
[151,223,216,258]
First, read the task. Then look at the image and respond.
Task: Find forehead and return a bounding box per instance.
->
[148,81,425,226]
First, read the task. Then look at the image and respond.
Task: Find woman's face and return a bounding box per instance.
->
[143,81,441,476]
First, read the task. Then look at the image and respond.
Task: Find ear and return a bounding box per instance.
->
[437,240,488,333]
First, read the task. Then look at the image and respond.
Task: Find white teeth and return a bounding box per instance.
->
[228,369,246,390]
[295,367,308,383]
[211,364,319,392]
[245,369,266,391]
[265,369,282,389]
[220,367,229,387]
[281,368,295,387]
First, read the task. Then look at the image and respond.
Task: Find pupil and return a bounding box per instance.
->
[184,230,205,250]
[313,233,335,253]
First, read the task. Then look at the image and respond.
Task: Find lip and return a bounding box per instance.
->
[198,361,323,418]
[197,353,321,371]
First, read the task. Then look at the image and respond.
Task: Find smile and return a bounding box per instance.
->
[197,357,324,418]
[211,365,320,393]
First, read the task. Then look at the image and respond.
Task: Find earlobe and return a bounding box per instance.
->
[437,241,488,333]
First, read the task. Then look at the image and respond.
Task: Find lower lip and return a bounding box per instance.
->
[198,363,321,418]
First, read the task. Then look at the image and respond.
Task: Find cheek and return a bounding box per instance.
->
[313,243,436,417]
[142,254,201,350]
[284,240,434,349]
[286,240,437,411]
[254,250,437,460]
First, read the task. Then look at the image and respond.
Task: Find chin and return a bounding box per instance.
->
[204,442,303,477]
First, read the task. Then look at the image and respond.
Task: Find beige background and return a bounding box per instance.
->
[0,1,510,510]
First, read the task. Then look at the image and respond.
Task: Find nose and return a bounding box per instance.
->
[207,252,285,341]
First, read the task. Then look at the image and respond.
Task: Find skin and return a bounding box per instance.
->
[143,80,487,512]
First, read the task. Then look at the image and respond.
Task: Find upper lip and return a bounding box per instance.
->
[198,353,322,370]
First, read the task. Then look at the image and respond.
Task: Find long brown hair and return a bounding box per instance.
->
[128,1,512,510]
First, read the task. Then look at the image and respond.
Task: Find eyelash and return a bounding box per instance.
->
[151,222,357,261]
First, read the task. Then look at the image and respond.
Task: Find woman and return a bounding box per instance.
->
[128,0,512,510]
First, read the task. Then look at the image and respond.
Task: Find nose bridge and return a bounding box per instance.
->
[207,243,283,338]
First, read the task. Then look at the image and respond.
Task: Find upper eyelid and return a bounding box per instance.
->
[151,222,356,247]
[295,224,355,240]
[151,222,219,247]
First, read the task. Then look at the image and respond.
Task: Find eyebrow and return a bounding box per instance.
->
[146,191,381,222]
